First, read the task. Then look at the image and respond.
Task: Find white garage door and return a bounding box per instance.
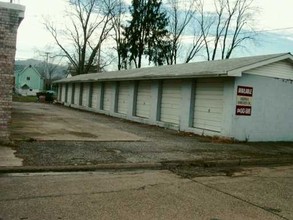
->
[91,82,101,109]
[117,81,129,115]
[136,81,151,118]
[103,82,113,111]
[82,83,90,107]
[74,83,80,105]
[193,79,224,132]
[160,80,182,125]
[61,84,66,102]
[67,84,72,104]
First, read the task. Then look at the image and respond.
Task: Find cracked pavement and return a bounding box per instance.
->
[1,166,292,220]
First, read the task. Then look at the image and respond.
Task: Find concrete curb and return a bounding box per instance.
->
[162,157,293,167]
[0,163,162,173]
[0,157,292,173]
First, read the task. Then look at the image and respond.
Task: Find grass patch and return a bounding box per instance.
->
[13,95,37,102]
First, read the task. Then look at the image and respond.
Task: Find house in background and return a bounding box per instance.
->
[15,65,44,96]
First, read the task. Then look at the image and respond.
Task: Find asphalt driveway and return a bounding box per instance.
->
[7,102,293,167]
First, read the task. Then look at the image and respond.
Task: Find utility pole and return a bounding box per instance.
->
[45,52,51,90]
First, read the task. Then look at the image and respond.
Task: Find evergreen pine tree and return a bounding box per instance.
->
[122,0,170,68]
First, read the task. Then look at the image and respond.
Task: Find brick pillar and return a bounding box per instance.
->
[0,2,25,141]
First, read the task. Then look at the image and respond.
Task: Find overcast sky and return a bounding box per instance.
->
[3,0,293,63]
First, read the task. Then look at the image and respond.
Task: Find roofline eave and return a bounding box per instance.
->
[53,72,229,84]
[228,53,293,76]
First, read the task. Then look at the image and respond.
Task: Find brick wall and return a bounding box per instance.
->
[0,3,24,141]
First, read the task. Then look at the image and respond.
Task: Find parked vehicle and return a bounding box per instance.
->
[36,90,56,102]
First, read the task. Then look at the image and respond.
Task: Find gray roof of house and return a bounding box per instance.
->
[54,53,293,83]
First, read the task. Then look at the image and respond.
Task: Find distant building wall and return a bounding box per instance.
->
[15,66,44,96]
[0,2,25,141]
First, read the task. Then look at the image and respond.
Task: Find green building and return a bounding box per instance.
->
[15,65,44,96]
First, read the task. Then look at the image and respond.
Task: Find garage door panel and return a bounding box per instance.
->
[193,112,223,121]
[91,83,101,109]
[161,107,180,114]
[193,121,221,131]
[194,106,223,114]
[193,79,224,132]
[161,103,180,110]
[160,80,181,125]
[61,84,66,102]
[195,90,224,96]
[74,84,80,105]
[67,84,72,104]
[194,99,223,108]
[82,83,90,107]
[103,82,112,111]
[136,81,151,118]
[136,100,151,104]
[161,91,182,96]
[117,82,129,114]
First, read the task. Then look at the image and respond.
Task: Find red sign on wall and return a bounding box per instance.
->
[236,86,253,116]
[237,86,253,96]
[236,106,252,116]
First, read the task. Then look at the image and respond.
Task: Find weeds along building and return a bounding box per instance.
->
[54,53,293,142]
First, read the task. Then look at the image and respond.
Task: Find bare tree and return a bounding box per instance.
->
[165,0,195,64]
[44,0,116,75]
[184,0,208,62]
[186,0,256,62]
[221,0,256,59]
[206,0,254,60]
[110,0,128,70]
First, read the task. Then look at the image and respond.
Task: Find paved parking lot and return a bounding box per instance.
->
[5,102,293,167]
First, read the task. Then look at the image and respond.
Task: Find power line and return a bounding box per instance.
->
[247,26,293,34]
[180,26,293,39]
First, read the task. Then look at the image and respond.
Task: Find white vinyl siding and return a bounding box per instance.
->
[193,79,224,132]
[91,82,101,109]
[82,83,90,107]
[67,84,72,104]
[136,81,151,118]
[61,84,66,102]
[117,81,129,115]
[103,82,113,111]
[74,83,80,105]
[247,60,293,80]
[160,80,182,125]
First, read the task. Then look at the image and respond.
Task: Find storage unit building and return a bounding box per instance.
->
[54,53,293,141]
